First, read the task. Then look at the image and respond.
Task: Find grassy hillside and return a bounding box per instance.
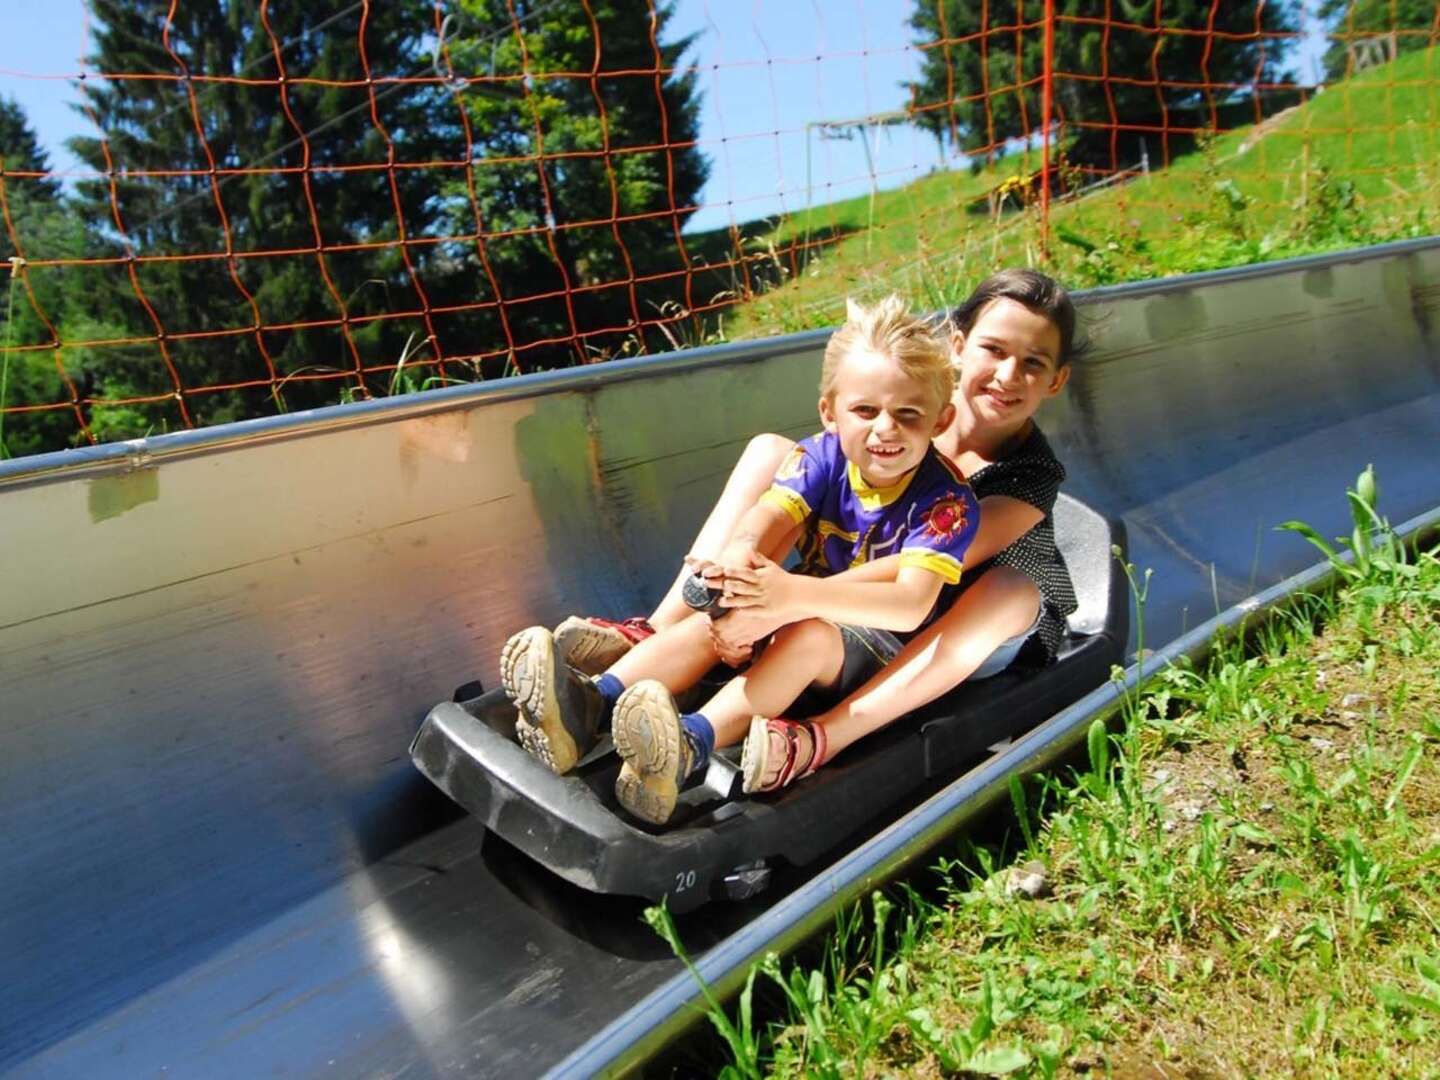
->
[719,45,1440,337]
[662,476,1440,1078]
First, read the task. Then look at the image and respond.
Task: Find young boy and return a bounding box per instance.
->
[499,294,980,825]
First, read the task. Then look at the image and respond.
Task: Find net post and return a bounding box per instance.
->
[1040,0,1055,255]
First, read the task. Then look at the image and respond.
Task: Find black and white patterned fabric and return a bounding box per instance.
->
[956,424,1078,666]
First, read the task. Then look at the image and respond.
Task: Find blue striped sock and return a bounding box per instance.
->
[679,712,715,773]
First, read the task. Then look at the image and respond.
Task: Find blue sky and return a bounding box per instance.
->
[1,1,1329,234]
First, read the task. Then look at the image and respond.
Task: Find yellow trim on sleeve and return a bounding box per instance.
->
[899,548,963,585]
[760,485,811,526]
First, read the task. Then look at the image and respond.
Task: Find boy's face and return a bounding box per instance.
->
[819,345,956,487]
[953,297,1068,426]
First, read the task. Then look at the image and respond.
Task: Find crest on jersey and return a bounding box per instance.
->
[775,444,807,482]
[921,494,969,540]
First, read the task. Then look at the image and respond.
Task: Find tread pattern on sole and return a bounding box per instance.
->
[739,717,766,793]
[611,681,686,823]
[554,618,630,677]
[514,714,558,772]
[500,627,578,775]
[614,763,677,826]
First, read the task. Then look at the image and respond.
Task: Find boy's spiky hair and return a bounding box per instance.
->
[820,294,954,408]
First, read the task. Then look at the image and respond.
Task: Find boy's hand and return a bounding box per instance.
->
[718,552,796,617]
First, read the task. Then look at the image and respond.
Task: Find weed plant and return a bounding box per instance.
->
[653,468,1440,1076]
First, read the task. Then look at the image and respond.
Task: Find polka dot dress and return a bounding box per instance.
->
[958,425,1078,666]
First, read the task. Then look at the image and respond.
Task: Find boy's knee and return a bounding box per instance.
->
[766,618,845,686]
[772,618,840,653]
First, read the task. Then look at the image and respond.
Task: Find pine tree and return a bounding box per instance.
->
[66,0,457,439]
[1,96,84,457]
[440,0,709,370]
[908,1,1298,170]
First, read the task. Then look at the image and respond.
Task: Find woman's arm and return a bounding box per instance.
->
[648,433,796,629]
[812,565,1043,758]
[969,495,1043,563]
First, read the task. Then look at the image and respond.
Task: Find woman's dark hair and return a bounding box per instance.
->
[951,268,1089,366]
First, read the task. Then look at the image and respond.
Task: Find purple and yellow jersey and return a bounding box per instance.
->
[759,431,980,589]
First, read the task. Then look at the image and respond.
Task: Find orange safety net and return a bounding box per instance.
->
[1,1,1438,458]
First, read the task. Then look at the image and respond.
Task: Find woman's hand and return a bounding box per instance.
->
[708,603,786,659]
[707,623,754,668]
[686,537,759,586]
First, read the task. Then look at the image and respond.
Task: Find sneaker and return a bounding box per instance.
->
[612,680,696,825]
[554,615,655,676]
[500,626,607,775]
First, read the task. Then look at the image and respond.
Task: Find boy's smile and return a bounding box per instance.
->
[819,345,955,487]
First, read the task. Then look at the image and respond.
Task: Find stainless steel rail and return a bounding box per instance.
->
[2,238,1438,1075]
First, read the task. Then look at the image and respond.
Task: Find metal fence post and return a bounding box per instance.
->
[1041,0,1055,254]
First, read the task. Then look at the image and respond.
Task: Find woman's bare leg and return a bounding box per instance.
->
[812,567,1042,760]
[648,433,796,629]
[606,613,722,695]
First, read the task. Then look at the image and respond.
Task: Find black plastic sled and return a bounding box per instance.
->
[410,493,1128,913]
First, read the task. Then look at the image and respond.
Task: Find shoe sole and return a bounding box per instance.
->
[614,763,679,826]
[612,682,684,824]
[501,627,579,775]
[554,617,633,677]
[739,716,769,794]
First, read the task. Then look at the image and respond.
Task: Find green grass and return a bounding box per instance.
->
[659,470,1440,1077]
[716,46,1440,337]
[674,152,1033,335]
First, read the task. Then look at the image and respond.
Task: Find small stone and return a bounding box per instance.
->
[1310,737,1334,751]
[1340,692,1370,708]
[1005,859,1050,898]
[1180,804,1203,822]
[1341,710,1360,721]
[1315,670,1328,687]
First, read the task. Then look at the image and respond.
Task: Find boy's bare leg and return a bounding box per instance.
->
[811,567,1041,759]
[606,612,719,695]
[691,618,847,749]
[648,434,796,629]
[609,617,842,824]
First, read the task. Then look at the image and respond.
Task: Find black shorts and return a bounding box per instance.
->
[785,622,903,716]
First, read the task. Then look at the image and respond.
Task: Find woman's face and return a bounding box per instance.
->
[953,297,1069,426]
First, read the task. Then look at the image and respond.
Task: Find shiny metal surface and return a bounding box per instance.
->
[2,238,1439,1075]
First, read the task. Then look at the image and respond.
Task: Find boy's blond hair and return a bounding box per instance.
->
[820,294,954,409]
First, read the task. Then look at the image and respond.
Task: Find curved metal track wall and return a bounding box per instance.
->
[2,239,1438,1075]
